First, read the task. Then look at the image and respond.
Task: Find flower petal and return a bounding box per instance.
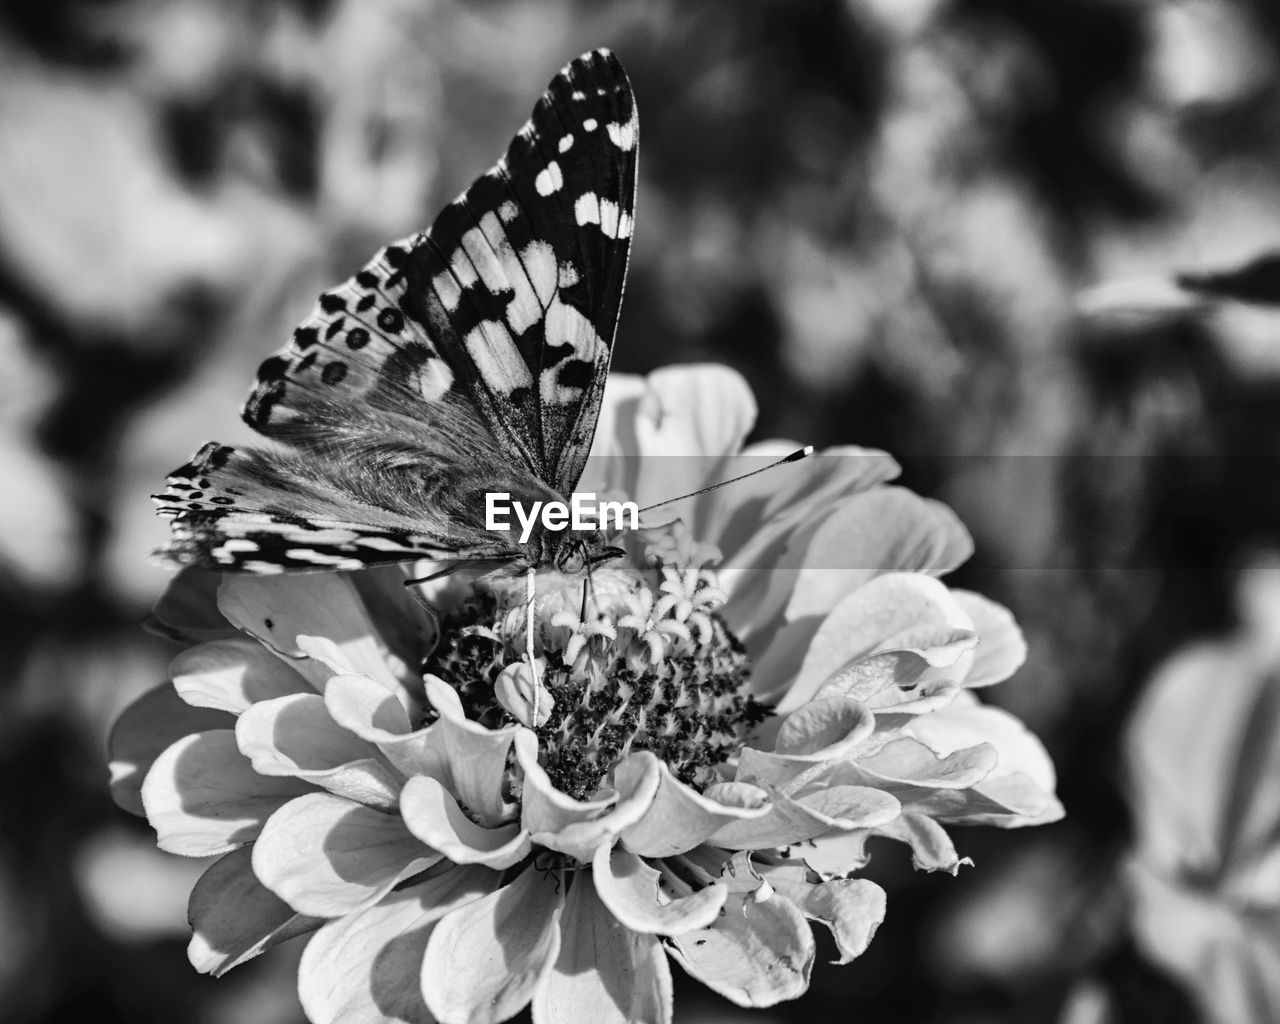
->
[423,676,521,826]
[764,874,886,964]
[711,781,900,850]
[855,736,999,790]
[148,568,236,643]
[952,591,1027,687]
[773,696,875,760]
[517,735,661,862]
[785,487,973,620]
[188,845,323,976]
[217,574,415,701]
[171,637,312,713]
[298,863,497,1024]
[592,845,727,935]
[536,869,673,1024]
[620,762,771,858]
[253,792,438,916]
[421,866,564,1024]
[774,573,978,711]
[666,887,815,1008]
[400,776,531,869]
[627,364,757,519]
[323,672,435,779]
[141,730,309,855]
[236,694,401,808]
[805,812,967,875]
[109,683,231,816]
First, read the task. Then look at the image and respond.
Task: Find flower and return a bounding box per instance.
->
[1125,551,1280,1024]
[109,364,1062,1023]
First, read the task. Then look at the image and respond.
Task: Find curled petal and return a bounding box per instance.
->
[776,573,978,712]
[785,487,973,620]
[235,694,400,808]
[774,697,875,760]
[592,845,727,935]
[253,793,438,917]
[170,637,312,714]
[517,735,661,862]
[324,672,433,780]
[765,874,887,964]
[423,677,521,826]
[666,887,815,1008]
[856,736,999,790]
[805,812,967,875]
[298,863,496,1024]
[620,762,771,858]
[952,591,1027,687]
[188,846,323,976]
[400,776,531,869]
[421,866,564,1024]
[536,868,673,1024]
[711,782,900,850]
[141,730,308,855]
[109,683,231,815]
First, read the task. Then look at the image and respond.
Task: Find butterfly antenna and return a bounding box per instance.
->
[635,446,814,517]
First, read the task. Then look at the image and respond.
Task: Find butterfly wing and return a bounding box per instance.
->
[155,49,637,572]
[403,47,637,495]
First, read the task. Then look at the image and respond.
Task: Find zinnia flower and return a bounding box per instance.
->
[110,364,1061,1023]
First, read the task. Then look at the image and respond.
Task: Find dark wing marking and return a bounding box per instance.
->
[403,48,637,495]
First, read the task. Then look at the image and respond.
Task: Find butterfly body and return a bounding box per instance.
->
[154,49,637,577]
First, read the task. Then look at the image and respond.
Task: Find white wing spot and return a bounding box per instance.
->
[606,121,636,151]
[583,118,598,132]
[286,549,363,568]
[222,539,260,553]
[535,161,563,196]
[559,261,579,289]
[574,192,631,239]
[499,200,519,223]
[558,134,574,153]
[464,321,533,394]
[572,90,586,100]
[434,270,463,312]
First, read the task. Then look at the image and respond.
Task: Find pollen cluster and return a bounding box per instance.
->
[423,527,770,800]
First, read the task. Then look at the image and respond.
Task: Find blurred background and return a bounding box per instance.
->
[3,0,1280,1021]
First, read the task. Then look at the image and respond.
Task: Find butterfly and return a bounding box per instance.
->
[154,49,637,579]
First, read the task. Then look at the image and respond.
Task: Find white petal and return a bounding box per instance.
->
[236,694,401,808]
[764,874,886,964]
[785,487,973,620]
[299,863,497,1024]
[592,844,726,934]
[188,846,322,976]
[535,871,672,1024]
[109,683,231,816]
[424,676,521,826]
[952,591,1027,687]
[773,696,875,760]
[774,572,977,712]
[620,761,770,858]
[170,636,312,713]
[666,887,814,1007]
[141,730,308,856]
[517,737,659,862]
[253,793,438,916]
[400,775,531,869]
[217,574,416,705]
[421,867,564,1024]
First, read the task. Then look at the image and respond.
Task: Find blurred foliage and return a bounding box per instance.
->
[5,0,1280,1021]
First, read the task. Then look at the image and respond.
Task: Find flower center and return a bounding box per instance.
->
[423,526,770,800]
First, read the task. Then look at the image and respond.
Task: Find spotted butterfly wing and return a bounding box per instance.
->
[154,49,637,573]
